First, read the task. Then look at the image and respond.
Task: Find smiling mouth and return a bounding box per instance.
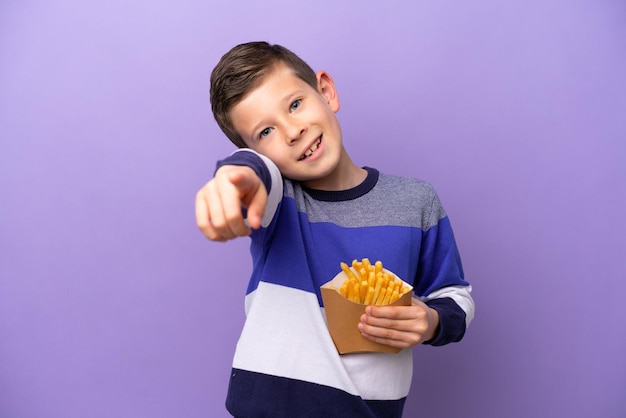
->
[298,136,322,161]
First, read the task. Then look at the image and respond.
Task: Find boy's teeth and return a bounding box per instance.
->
[303,138,321,158]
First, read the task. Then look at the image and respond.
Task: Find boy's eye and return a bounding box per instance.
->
[259,127,273,139]
[290,99,301,112]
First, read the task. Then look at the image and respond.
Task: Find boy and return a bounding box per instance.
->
[195,41,474,417]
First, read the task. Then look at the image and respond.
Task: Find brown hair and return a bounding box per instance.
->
[210,41,318,148]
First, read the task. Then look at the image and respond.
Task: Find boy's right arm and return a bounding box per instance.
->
[195,164,268,242]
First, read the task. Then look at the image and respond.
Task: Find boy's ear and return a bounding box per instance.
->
[316,70,340,112]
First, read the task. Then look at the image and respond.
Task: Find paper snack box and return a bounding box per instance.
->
[321,266,413,354]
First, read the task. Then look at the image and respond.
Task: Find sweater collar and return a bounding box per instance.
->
[302,167,379,202]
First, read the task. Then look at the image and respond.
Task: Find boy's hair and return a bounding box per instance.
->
[210,41,318,148]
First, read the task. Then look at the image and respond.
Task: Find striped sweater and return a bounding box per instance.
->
[216,149,474,418]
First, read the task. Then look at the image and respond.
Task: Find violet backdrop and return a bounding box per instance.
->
[1,1,625,417]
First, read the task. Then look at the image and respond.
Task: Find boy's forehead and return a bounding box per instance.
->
[258,63,309,92]
[239,64,314,106]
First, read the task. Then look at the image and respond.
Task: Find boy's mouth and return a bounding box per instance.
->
[298,136,322,161]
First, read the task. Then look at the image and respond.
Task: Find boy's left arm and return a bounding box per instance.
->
[359,184,475,349]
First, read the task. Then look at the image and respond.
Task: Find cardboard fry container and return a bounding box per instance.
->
[321,267,413,354]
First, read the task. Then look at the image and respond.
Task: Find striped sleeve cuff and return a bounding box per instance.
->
[423,297,467,346]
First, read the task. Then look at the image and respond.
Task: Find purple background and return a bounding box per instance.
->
[1,1,625,417]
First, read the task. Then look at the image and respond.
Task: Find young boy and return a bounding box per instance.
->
[195,41,474,417]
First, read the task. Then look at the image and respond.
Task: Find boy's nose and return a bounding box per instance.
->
[286,124,306,144]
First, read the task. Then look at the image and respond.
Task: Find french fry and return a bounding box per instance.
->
[381,287,392,305]
[338,279,349,298]
[336,258,411,305]
[345,280,354,301]
[389,289,400,303]
[341,262,358,282]
[383,272,392,288]
[372,273,384,304]
[374,260,383,277]
[374,287,387,305]
[352,281,360,303]
[360,280,368,300]
[362,258,371,274]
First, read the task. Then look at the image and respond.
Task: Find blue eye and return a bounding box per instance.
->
[259,127,273,139]
[290,99,301,112]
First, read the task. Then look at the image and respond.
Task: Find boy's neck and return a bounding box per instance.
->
[300,148,367,191]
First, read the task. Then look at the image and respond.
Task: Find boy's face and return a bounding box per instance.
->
[230,63,347,189]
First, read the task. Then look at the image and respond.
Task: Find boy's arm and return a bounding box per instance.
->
[358,286,473,349]
[195,149,282,241]
[360,186,475,349]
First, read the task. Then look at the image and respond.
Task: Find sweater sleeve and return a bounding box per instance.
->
[416,187,475,346]
[423,287,474,346]
[214,149,283,228]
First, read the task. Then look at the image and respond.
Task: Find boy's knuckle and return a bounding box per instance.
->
[225,213,242,225]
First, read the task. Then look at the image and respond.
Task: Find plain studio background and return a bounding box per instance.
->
[1,1,624,417]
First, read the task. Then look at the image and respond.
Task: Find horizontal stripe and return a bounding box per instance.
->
[250,207,424,297]
[249,203,469,300]
[235,282,413,400]
[284,172,446,230]
[226,369,406,418]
